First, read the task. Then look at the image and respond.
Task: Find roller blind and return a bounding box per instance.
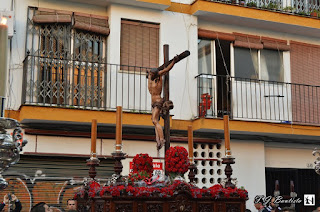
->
[290,41,320,124]
[233,33,263,49]
[74,12,110,36]
[33,8,72,24]
[120,19,159,71]
[198,28,235,41]
[262,37,290,51]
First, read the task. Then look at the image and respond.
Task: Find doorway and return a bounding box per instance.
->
[215,40,231,117]
[266,168,320,212]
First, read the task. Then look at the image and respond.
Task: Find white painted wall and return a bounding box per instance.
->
[23,134,96,155]
[225,139,266,211]
[265,142,319,169]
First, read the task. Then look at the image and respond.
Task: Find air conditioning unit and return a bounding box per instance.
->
[0,10,14,38]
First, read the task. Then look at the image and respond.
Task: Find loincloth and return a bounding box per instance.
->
[152,99,164,109]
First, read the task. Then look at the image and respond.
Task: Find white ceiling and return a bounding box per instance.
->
[195,10,320,38]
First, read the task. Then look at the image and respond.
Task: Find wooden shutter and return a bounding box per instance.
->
[233,33,263,49]
[33,8,72,24]
[73,12,110,36]
[120,20,159,71]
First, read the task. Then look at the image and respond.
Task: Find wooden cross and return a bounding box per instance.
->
[159,45,190,172]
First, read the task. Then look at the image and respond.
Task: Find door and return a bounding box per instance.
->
[266,168,320,212]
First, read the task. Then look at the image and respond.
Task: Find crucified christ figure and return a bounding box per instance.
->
[148,56,179,150]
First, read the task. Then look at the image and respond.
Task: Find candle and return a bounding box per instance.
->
[91,119,97,156]
[0,17,8,118]
[223,115,231,156]
[275,180,279,191]
[188,125,193,162]
[274,180,280,196]
[290,180,294,192]
[116,106,122,151]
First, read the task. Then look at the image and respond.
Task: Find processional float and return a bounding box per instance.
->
[77,45,247,212]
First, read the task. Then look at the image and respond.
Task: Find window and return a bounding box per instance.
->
[234,47,284,82]
[198,39,212,75]
[39,24,71,104]
[234,48,258,80]
[260,49,283,82]
[26,7,109,107]
[197,38,231,117]
[73,31,105,107]
[120,19,159,71]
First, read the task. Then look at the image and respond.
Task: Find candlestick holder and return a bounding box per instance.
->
[222,156,235,189]
[188,161,197,184]
[115,144,123,152]
[225,150,232,158]
[87,154,100,180]
[111,150,126,183]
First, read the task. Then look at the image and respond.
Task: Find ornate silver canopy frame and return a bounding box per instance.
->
[0,118,27,189]
[313,149,320,175]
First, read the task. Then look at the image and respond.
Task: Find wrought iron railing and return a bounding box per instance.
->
[196,74,320,125]
[204,0,320,17]
[22,54,152,113]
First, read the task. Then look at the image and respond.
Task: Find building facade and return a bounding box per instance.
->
[1,0,320,211]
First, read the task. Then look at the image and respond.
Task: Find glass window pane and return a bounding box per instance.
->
[260,49,283,82]
[234,47,258,80]
[198,39,212,74]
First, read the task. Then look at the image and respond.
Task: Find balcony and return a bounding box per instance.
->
[22,54,152,113]
[203,0,320,17]
[196,74,320,125]
[21,55,320,126]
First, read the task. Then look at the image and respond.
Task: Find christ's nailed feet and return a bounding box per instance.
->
[157,139,166,150]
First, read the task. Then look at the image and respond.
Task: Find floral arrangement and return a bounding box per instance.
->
[74,181,102,198]
[128,153,154,185]
[74,151,248,200]
[165,146,190,178]
[89,181,102,197]
[131,153,153,174]
[96,180,248,199]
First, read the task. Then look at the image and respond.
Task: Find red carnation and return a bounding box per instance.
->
[165,146,190,177]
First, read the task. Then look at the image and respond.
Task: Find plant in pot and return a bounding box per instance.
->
[267,2,278,10]
[310,9,319,17]
[246,1,257,7]
[283,6,295,13]
[297,11,308,16]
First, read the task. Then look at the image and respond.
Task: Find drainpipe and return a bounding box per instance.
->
[0,17,8,118]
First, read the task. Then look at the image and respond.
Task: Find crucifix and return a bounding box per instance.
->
[147,45,190,154]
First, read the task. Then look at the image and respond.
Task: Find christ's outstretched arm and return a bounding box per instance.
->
[158,56,179,76]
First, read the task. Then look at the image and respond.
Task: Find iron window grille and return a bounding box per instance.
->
[23,7,153,113]
[25,7,107,108]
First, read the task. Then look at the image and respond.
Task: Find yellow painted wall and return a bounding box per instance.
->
[166,1,320,30]
[10,106,164,126]
[5,106,320,137]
